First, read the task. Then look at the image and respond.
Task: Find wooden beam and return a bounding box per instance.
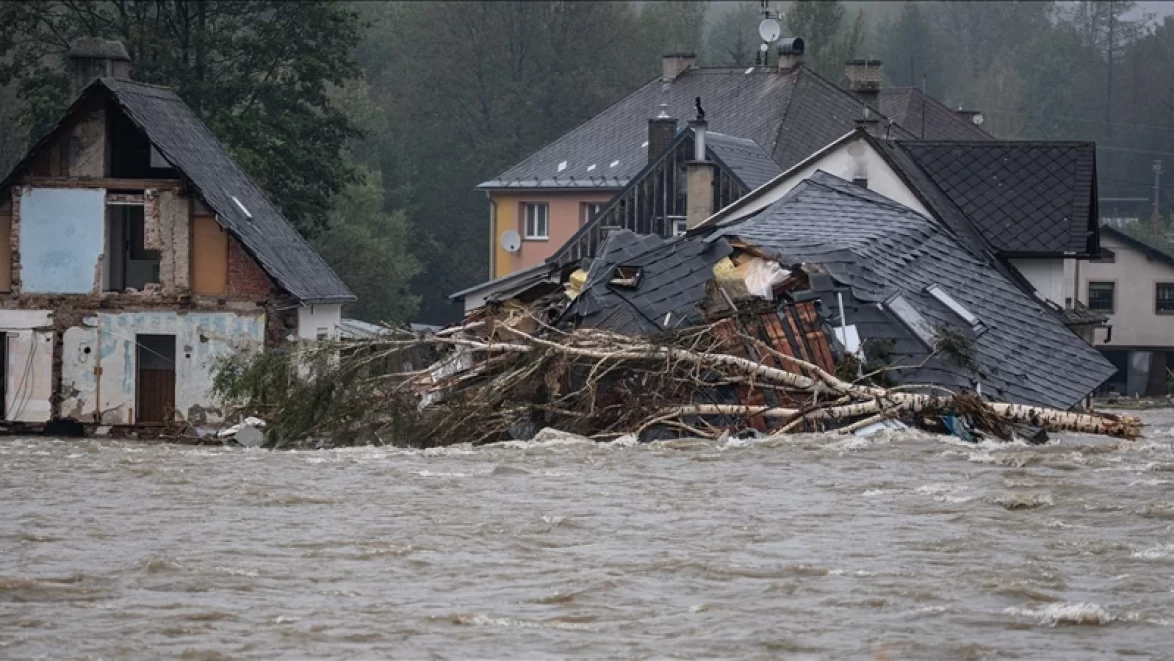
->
[19,177,183,190]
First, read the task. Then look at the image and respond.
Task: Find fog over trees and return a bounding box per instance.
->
[1,1,1172,323]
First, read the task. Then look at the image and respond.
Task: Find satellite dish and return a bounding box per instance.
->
[972,113,985,126]
[500,229,521,253]
[758,17,781,43]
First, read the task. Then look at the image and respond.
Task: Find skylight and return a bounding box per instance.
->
[884,294,935,348]
[557,160,567,172]
[926,284,984,332]
[586,164,596,172]
[609,160,620,168]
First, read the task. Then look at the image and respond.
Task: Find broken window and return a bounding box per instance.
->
[609,265,642,288]
[1088,281,1115,313]
[105,203,160,292]
[107,103,177,179]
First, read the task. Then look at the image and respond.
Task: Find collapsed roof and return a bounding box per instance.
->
[568,172,1114,411]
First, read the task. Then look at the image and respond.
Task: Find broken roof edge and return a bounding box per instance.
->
[688,129,861,232]
[449,261,561,301]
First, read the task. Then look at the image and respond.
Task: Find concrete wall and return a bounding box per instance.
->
[19,187,106,294]
[296,304,342,340]
[60,311,265,425]
[0,310,54,423]
[491,190,617,279]
[710,136,934,224]
[1079,233,1174,348]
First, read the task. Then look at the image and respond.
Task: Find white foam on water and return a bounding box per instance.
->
[1130,544,1174,560]
[414,470,474,478]
[1004,602,1116,626]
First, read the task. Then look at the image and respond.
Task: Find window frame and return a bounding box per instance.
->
[580,202,603,228]
[1156,282,1174,315]
[671,218,688,237]
[521,202,549,241]
[1087,280,1116,313]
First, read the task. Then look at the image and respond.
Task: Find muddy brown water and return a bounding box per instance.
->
[2,411,1174,660]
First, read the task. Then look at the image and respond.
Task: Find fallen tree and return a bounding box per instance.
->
[211,316,1143,448]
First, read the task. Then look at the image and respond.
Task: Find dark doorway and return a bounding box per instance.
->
[136,334,176,424]
[0,332,6,421]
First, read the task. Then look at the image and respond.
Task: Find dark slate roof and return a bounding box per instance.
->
[711,172,1114,410]
[875,88,992,141]
[706,132,782,190]
[896,141,1098,256]
[1100,225,1174,268]
[97,79,352,303]
[561,230,732,335]
[478,65,986,190]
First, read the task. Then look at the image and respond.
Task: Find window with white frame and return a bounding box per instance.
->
[523,203,549,240]
[581,203,603,227]
[671,217,688,237]
[1157,282,1174,314]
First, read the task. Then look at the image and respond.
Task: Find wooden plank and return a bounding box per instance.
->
[21,177,183,190]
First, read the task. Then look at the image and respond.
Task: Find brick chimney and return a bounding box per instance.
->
[843,59,882,105]
[686,118,716,229]
[777,38,805,73]
[662,53,696,82]
[68,38,131,98]
[648,105,678,163]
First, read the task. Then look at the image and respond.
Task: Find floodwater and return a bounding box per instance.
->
[3,412,1174,660]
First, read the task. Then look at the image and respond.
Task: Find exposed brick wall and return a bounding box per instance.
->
[227,236,273,301]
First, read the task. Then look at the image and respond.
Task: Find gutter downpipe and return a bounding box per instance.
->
[486,192,497,280]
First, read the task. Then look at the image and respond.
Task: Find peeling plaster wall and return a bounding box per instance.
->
[60,311,265,425]
[0,310,54,422]
[18,187,106,294]
[159,190,190,293]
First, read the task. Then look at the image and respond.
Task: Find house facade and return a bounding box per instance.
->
[0,39,353,428]
[476,47,990,282]
[1078,226,1174,395]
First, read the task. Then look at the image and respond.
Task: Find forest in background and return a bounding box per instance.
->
[1,1,1172,324]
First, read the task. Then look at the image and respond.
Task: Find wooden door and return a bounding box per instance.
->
[136,334,176,423]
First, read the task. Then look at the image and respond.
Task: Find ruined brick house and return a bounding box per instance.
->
[0,39,354,428]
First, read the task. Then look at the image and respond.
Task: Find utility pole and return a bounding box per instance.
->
[1155,160,1163,218]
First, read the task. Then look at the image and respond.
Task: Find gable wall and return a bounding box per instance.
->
[1079,234,1174,348]
[710,137,933,225]
[0,93,283,429]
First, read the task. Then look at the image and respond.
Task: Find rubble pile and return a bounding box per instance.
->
[217,252,1141,448]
